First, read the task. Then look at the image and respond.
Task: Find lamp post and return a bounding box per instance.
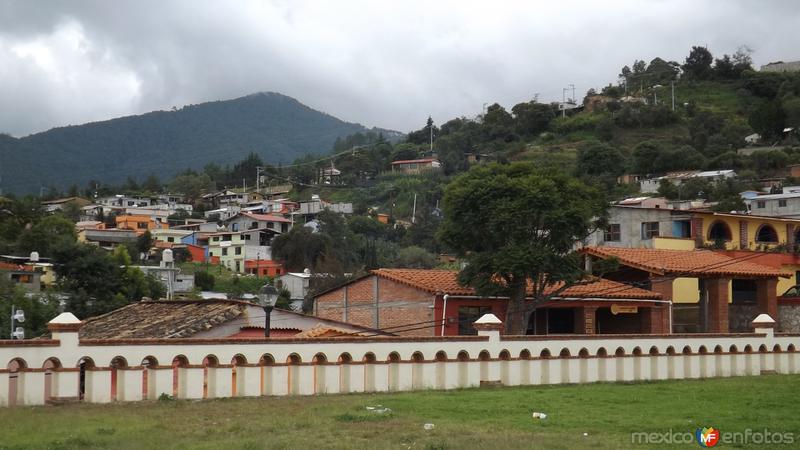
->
[257,283,279,337]
[10,305,25,340]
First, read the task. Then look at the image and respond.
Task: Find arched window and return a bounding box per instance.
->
[756,224,778,243]
[708,221,732,242]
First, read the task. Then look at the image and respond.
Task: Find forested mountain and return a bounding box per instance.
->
[0,92,396,194]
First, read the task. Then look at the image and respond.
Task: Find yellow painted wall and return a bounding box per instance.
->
[671,277,699,303]
[653,237,695,250]
[700,214,796,250]
[778,264,800,295]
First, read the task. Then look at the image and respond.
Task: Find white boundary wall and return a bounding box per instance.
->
[1,315,798,406]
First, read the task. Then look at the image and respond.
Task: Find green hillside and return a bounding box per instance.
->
[0,92,397,194]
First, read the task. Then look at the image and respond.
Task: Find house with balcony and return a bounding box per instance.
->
[390,158,442,174]
[115,214,168,236]
[225,212,292,234]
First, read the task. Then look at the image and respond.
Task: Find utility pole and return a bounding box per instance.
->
[671,81,676,111]
[429,119,433,153]
[256,166,264,194]
[412,193,417,224]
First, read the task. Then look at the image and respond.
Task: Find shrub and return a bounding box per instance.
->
[194,271,215,291]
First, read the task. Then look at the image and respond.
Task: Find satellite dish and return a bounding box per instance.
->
[29,251,39,262]
[162,249,174,263]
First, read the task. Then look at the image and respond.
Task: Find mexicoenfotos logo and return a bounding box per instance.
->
[696,427,720,447]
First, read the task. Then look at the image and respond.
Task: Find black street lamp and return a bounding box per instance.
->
[257,283,279,337]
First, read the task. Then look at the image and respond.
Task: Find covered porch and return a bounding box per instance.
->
[580,247,788,333]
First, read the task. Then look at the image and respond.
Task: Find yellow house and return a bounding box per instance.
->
[207,231,246,273]
[693,211,800,251]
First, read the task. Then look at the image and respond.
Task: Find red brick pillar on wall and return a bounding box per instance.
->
[648,275,673,333]
[706,277,730,333]
[755,278,778,320]
[787,224,795,249]
[641,306,668,334]
[692,217,704,248]
[574,307,597,334]
[740,221,749,250]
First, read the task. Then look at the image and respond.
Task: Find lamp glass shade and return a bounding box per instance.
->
[257,283,279,307]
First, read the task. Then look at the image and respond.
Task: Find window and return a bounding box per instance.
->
[212,237,220,242]
[243,234,251,241]
[756,224,778,243]
[235,247,242,255]
[604,224,621,242]
[222,248,228,256]
[757,201,766,209]
[167,237,174,243]
[641,222,660,239]
[458,306,492,335]
[137,222,148,229]
[779,199,787,207]
[731,279,757,304]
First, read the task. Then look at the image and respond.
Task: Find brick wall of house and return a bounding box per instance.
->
[315,275,435,336]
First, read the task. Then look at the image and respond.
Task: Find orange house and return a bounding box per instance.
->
[115,215,168,235]
[244,260,284,277]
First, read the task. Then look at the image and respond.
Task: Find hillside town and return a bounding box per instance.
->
[2,2,800,448]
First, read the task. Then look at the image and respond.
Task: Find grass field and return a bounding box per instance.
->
[1,375,799,449]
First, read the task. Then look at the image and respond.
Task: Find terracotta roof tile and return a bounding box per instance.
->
[580,247,790,278]
[79,300,247,339]
[370,269,660,299]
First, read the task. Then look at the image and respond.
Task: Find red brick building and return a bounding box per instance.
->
[313,269,666,336]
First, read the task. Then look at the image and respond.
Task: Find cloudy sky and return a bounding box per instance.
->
[0,0,798,137]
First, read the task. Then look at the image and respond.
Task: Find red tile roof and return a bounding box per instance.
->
[580,247,790,278]
[0,262,31,272]
[370,269,660,299]
[390,158,439,165]
[241,212,292,223]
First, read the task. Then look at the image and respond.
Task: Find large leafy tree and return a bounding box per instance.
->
[438,163,607,334]
[682,46,714,80]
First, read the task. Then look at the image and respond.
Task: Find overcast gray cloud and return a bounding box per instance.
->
[0,0,799,137]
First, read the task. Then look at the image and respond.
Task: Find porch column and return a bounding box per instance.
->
[706,277,730,333]
[787,224,795,248]
[692,217,704,248]
[574,307,597,334]
[642,305,668,334]
[649,276,673,333]
[740,221,749,249]
[756,278,779,320]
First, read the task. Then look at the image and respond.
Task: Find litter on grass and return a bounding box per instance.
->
[423,423,435,430]
[531,412,547,420]
[366,405,392,413]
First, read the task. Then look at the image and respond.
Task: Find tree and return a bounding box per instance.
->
[749,100,786,140]
[438,163,607,334]
[396,246,437,269]
[271,226,334,272]
[18,215,77,255]
[168,172,215,203]
[511,101,555,137]
[51,242,124,318]
[482,104,515,141]
[575,141,625,180]
[682,46,714,80]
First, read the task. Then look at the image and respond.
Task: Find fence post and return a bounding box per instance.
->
[751,314,775,339]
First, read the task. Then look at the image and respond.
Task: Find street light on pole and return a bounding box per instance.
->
[257,283,279,337]
[10,305,25,339]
